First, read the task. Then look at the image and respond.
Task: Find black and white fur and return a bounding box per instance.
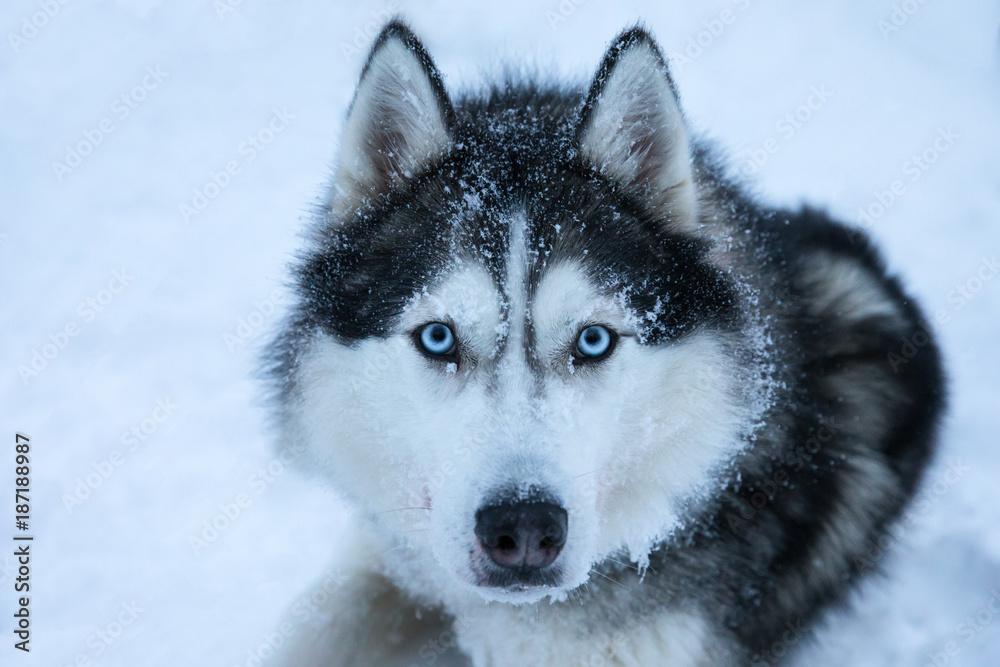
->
[266,21,945,666]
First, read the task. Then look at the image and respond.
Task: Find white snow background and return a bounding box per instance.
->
[1,0,999,665]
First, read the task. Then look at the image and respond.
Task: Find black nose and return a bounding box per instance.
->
[475,502,568,571]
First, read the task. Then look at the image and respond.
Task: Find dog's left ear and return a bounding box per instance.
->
[577,28,697,230]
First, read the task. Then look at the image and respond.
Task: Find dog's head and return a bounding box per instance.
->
[274,22,763,604]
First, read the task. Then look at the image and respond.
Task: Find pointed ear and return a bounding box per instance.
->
[576,28,697,229]
[333,20,454,208]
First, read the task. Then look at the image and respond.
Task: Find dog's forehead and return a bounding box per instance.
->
[402,239,621,352]
[531,262,603,325]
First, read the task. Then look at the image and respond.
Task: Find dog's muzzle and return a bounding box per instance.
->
[474,500,568,584]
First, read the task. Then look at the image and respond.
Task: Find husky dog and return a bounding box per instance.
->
[266,20,944,666]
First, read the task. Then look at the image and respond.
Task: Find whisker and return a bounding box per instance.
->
[590,569,630,590]
[602,556,638,571]
[607,556,654,575]
[372,544,406,559]
[367,506,430,519]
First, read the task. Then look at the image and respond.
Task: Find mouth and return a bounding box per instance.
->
[470,559,566,591]
[470,540,567,590]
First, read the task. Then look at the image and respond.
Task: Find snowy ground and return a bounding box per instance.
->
[1,1,998,665]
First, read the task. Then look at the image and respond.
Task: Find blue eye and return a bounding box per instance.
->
[576,325,614,359]
[419,322,455,356]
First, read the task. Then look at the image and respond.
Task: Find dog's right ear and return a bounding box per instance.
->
[332,20,454,209]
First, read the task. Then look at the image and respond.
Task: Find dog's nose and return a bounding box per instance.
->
[475,502,568,571]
